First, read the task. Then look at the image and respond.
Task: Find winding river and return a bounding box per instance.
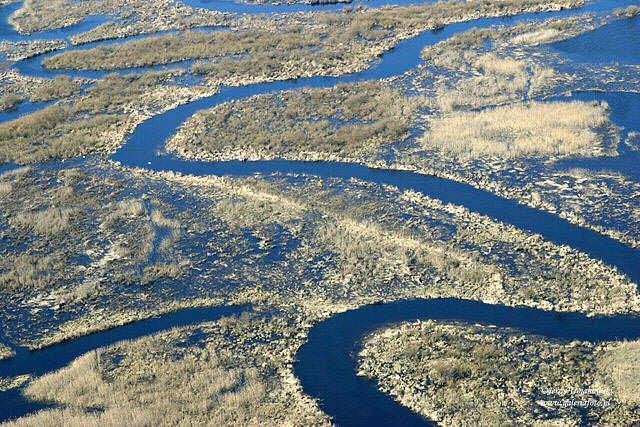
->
[1,0,640,424]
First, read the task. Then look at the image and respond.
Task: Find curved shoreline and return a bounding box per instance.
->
[2,297,639,424]
[0,305,248,423]
[1,0,640,425]
[294,298,640,426]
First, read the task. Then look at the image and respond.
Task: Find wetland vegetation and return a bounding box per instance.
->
[37,0,586,86]
[168,81,421,161]
[1,0,640,424]
[358,320,640,424]
[9,312,329,426]
[422,100,615,159]
[2,159,638,424]
[0,71,217,164]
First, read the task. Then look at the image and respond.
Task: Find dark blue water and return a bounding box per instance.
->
[552,91,640,177]
[294,298,640,426]
[550,16,640,65]
[2,0,640,424]
[0,304,247,423]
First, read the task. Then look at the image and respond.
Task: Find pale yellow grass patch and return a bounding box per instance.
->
[422,101,611,158]
[510,28,561,45]
[474,53,526,76]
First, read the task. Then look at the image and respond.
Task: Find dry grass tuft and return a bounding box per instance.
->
[12,206,71,235]
[101,199,145,229]
[140,262,181,285]
[474,53,526,76]
[509,28,561,45]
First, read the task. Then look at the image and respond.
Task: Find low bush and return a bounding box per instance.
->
[31,76,82,103]
[11,206,72,235]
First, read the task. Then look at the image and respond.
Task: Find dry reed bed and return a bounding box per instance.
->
[418,14,609,111]
[1,0,590,167]
[0,163,203,351]
[148,167,639,317]
[421,14,604,67]
[7,312,330,425]
[601,340,640,405]
[422,101,615,159]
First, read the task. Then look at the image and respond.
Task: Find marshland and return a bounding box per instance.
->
[1,0,640,425]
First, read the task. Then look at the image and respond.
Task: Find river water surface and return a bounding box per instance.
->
[1,0,640,424]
